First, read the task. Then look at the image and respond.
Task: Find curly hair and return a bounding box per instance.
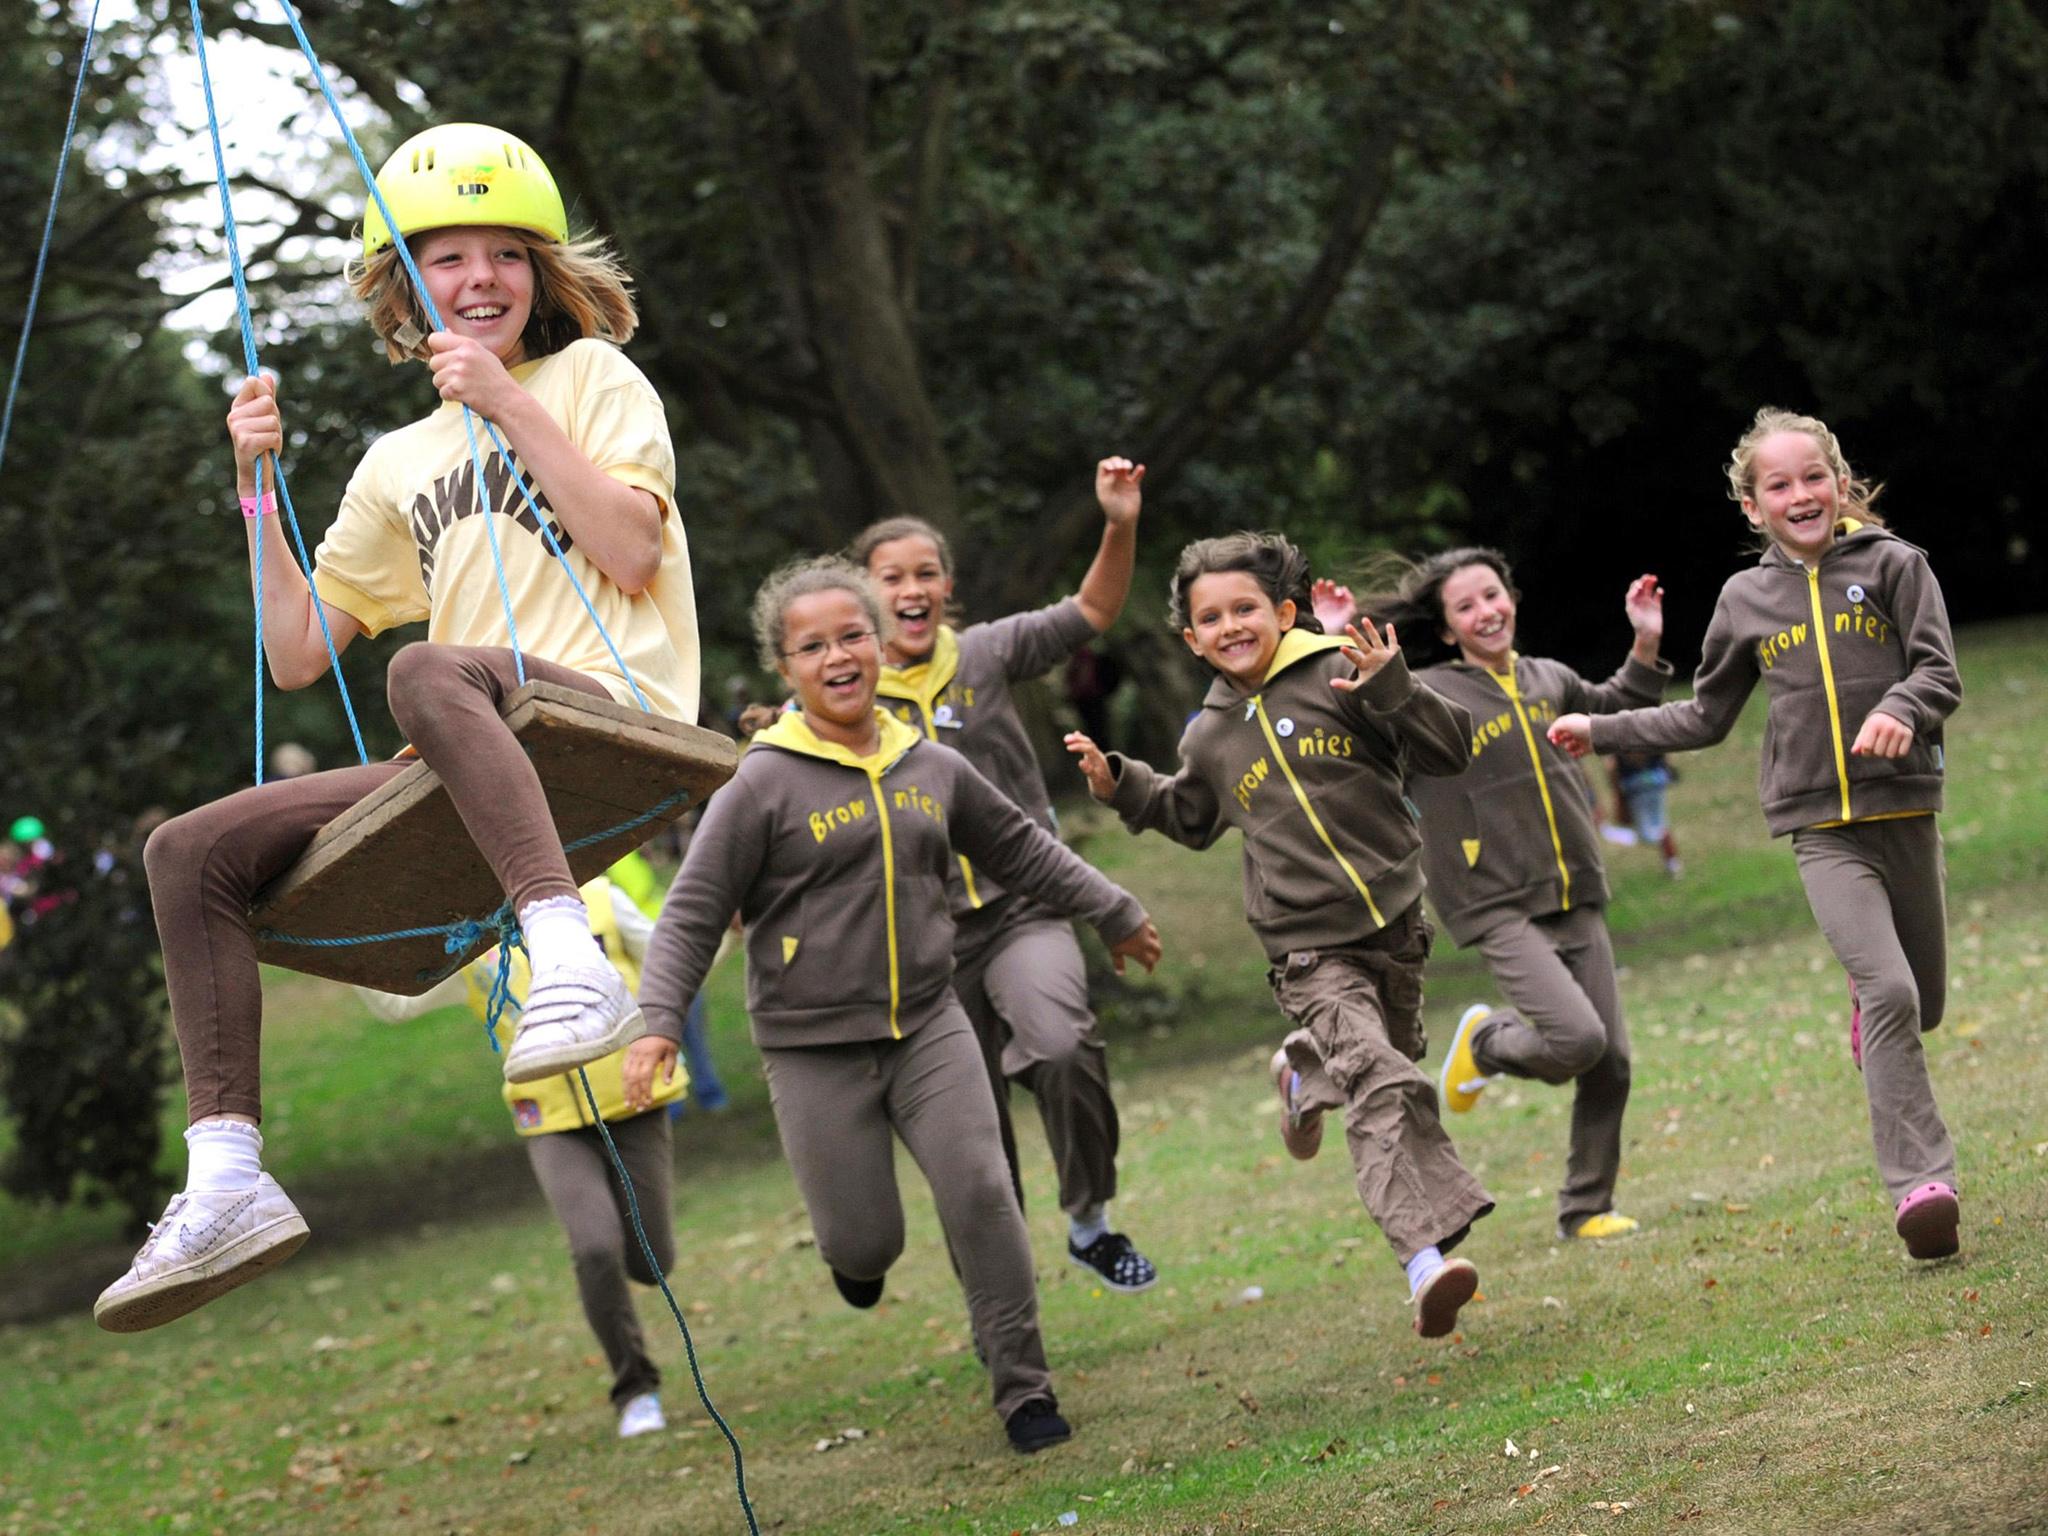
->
[345,227,638,364]
[1725,406,1886,527]
[1166,531,1324,635]
[750,556,888,673]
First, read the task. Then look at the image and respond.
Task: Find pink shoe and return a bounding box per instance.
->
[1848,979,1862,1070]
[1894,1182,1959,1260]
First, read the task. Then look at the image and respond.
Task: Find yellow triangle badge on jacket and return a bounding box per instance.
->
[1462,838,1481,867]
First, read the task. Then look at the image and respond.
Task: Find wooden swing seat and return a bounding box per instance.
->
[248,681,739,994]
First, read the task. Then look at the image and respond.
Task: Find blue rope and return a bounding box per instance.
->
[267,0,652,712]
[576,1066,759,1534]
[185,0,369,775]
[0,0,102,484]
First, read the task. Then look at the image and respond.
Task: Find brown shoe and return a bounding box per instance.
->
[1270,1048,1323,1161]
[1411,1257,1479,1339]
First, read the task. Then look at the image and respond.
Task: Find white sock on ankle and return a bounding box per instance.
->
[520,896,606,975]
[1069,1205,1110,1250]
[1404,1244,1445,1296]
[184,1119,264,1193]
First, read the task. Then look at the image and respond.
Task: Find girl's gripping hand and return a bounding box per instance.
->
[1311,578,1357,635]
[1331,618,1398,693]
[1096,456,1145,527]
[426,331,523,419]
[1065,731,1118,801]
[226,373,283,495]
[1548,713,1594,758]
[1110,918,1163,975]
[1851,709,1914,758]
[1624,574,1664,642]
[620,1035,679,1113]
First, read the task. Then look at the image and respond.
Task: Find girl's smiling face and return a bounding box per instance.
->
[1182,570,1294,691]
[1743,430,1846,564]
[414,227,536,366]
[865,535,952,665]
[1438,562,1517,670]
[776,589,882,732]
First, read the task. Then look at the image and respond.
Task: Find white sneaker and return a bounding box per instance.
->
[93,1174,309,1333]
[503,962,645,1084]
[617,1392,666,1438]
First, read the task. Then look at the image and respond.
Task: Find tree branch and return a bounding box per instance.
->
[989,111,1405,610]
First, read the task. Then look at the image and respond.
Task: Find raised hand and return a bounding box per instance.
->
[1096,456,1146,527]
[1330,618,1398,693]
[1311,578,1357,635]
[1109,918,1163,975]
[1624,574,1665,644]
[1064,730,1117,800]
[1850,708,1913,758]
[1548,712,1594,758]
[226,372,283,495]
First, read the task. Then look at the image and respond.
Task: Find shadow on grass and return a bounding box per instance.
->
[0,1096,790,1328]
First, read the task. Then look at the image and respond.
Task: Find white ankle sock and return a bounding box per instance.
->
[1404,1244,1444,1296]
[184,1119,264,1193]
[520,896,606,975]
[1069,1206,1110,1250]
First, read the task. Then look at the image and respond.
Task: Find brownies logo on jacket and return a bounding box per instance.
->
[410,447,575,591]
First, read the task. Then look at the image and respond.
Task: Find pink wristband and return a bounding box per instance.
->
[240,492,277,519]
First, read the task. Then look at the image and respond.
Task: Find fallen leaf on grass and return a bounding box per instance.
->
[1300,1438,1348,1465]
[506,1449,533,1466]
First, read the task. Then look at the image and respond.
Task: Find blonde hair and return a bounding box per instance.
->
[751,556,889,672]
[345,227,638,364]
[1724,407,1886,526]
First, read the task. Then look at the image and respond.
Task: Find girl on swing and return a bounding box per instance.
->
[95,124,698,1333]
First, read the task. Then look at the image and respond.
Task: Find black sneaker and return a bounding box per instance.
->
[1004,1396,1072,1454]
[831,1268,884,1309]
[1067,1231,1158,1293]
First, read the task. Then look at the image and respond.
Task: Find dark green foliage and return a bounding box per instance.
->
[0,847,170,1227]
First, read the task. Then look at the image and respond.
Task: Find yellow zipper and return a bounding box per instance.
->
[1491,666,1571,909]
[1251,695,1385,928]
[904,694,982,908]
[866,769,903,1038]
[1806,567,1854,822]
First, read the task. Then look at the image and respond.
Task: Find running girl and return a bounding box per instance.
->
[1067,532,1494,1337]
[636,557,1162,1454]
[1550,407,1964,1261]
[1354,551,1669,1244]
[852,458,1158,1292]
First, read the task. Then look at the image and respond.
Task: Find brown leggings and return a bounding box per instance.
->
[145,644,608,1123]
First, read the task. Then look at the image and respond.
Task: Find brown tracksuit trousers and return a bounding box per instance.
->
[1793,815,1956,1201]
[1468,905,1631,1230]
[1270,904,1495,1264]
[145,644,606,1121]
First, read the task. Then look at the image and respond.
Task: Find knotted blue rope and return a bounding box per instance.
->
[0,0,102,484]
[186,0,368,777]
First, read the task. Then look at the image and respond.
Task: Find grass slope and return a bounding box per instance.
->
[4,619,2046,1536]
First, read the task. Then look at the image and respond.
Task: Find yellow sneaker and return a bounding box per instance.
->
[1562,1211,1639,1242]
[1438,1005,1494,1114]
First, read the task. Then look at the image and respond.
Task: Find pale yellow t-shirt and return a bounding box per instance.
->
[312,337,699,722]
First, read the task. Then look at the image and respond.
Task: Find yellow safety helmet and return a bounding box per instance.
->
[361,123,568,262]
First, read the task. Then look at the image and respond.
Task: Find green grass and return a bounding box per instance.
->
[4,618,2047,1536]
